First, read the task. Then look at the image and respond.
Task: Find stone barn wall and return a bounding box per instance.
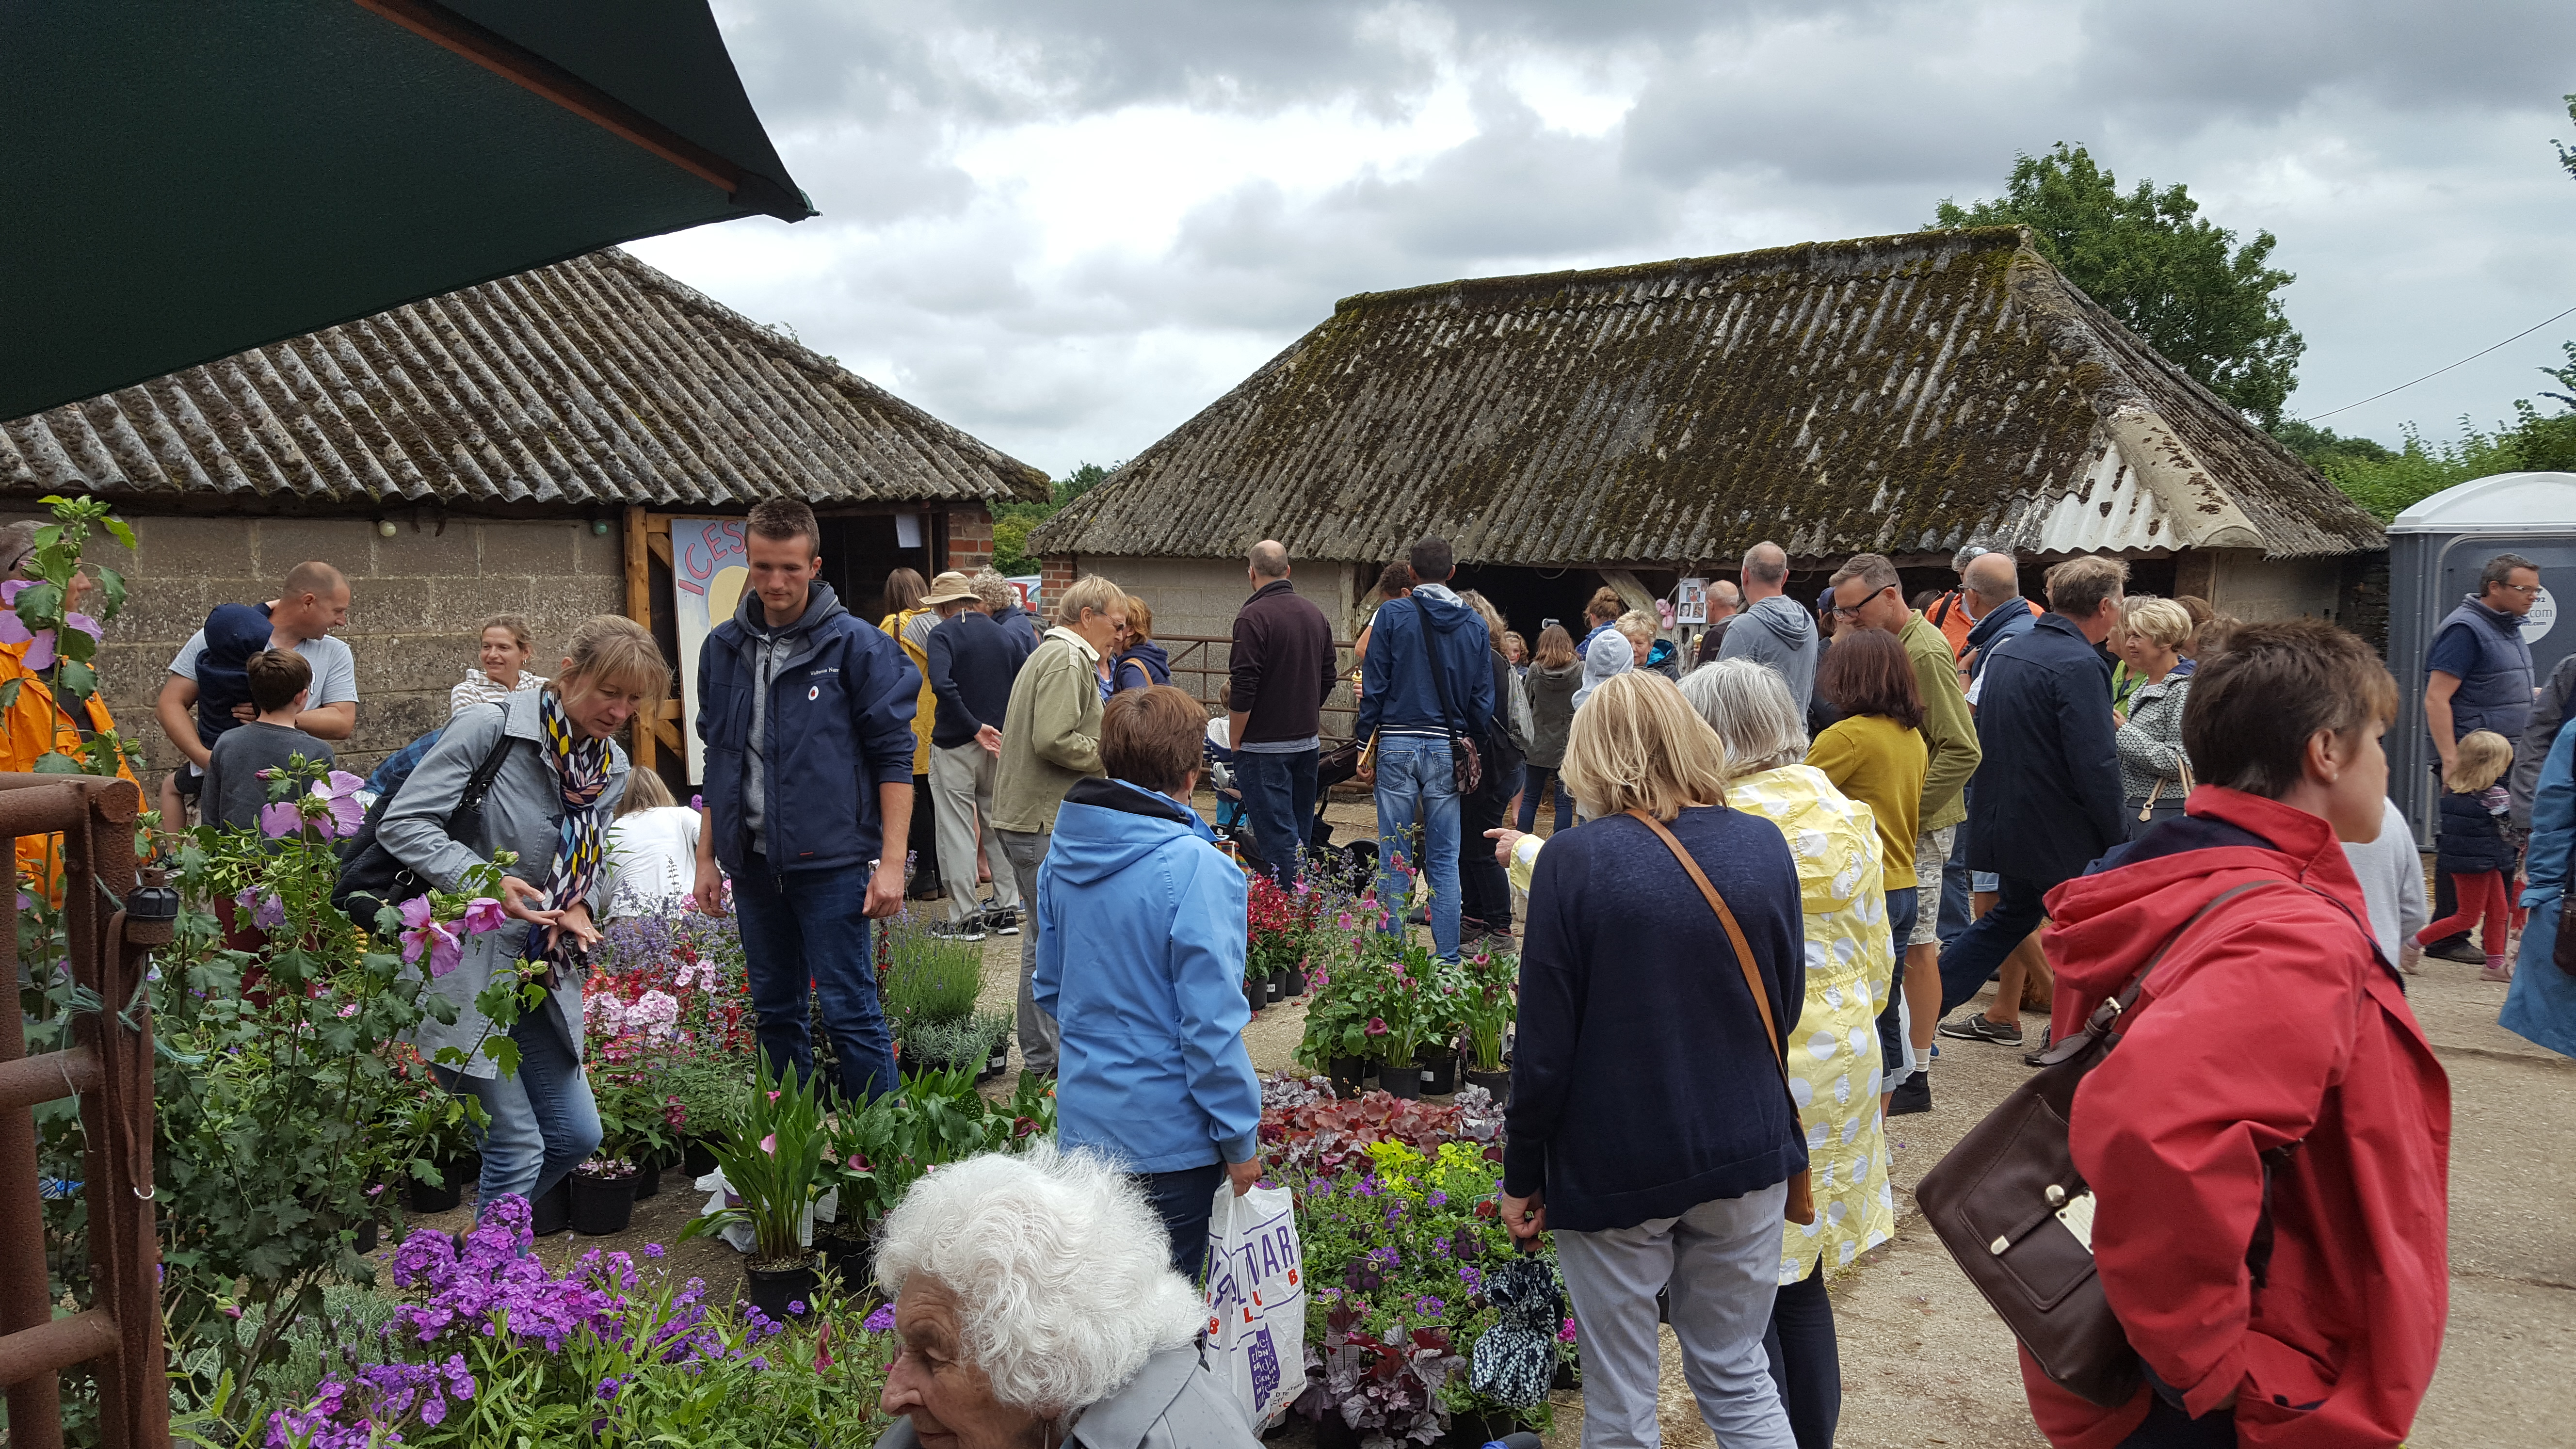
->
[26,513,627,782]
[1047,552,1363,738]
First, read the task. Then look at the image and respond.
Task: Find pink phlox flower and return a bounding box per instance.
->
[628,989,679,1036]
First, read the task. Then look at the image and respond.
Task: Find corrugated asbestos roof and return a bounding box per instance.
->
[1034,228,2384,564]
[2,248,1049,510]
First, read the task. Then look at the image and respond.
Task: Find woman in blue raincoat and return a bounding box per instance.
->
[2505,720,2576,1056]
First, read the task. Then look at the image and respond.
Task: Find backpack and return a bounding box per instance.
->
[332,720,519,934]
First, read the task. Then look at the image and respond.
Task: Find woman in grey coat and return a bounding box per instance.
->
[2112,597,2196,840]
[873,1148,1262,1449]
[381,615,662,1218]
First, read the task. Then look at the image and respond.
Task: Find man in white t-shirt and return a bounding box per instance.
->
[155,561,358,822]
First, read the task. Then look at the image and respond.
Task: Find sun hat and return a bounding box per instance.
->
[919,571,981,606]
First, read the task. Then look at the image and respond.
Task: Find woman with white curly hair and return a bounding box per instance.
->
[874,1147,1263,1449]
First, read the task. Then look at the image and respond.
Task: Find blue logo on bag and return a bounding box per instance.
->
[1248,1323,1279,1407]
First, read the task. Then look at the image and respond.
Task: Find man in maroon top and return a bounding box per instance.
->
[1227,540,1338,887]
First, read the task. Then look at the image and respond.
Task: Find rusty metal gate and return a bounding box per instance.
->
[0,775,173,1449]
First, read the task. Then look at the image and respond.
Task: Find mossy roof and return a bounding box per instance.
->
[1033,228,2383,564]
[1,248,1050,511]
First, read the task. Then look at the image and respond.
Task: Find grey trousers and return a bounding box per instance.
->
[930,741,1018,924]
[1554,1181,1797,1449]
[996,827,1058,1077]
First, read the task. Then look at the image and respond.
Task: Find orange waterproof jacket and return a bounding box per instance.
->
[0,641,140,895]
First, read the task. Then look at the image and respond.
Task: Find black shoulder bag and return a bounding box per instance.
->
[333,729,521,934]
[1411,602,1483,797]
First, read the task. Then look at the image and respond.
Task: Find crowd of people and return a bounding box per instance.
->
[53,499,2565,1449]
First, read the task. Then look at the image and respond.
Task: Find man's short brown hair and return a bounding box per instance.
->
[746,499,821,554]
[246,648,311,714]
[1101,685,1205,795]
[2184,618,2398,798]
[2045,555,2128,618]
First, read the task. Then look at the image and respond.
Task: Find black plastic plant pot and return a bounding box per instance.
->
[1273,967,1303,999]
[632,1158,661,1202]
[1328,1056,1371,1098]
[1243,978,1260,1010]
[353,1218,380,1256]
[1464,1068,1512,1106]
[684,1138,719,1178]
[746,1258,821,1325]
[1442,1411,1529,1447]
[820,1230,875,1294]
[1419,1050,1460,1096]
[406,1171,465,1215]
[530,1177,573,1237]
[1378,1057,1424,1100]
[570,1171,638,1235]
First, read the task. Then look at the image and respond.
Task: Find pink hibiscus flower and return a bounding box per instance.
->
[397,895,464,978]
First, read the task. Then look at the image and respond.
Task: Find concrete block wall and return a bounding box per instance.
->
[39,513,624,782]
[1053,552,1361,735]
[2184,548,2347,624]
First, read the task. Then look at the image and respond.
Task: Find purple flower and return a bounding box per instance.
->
[786,1299,807,1316]
[232,886,287,933]
[258,800,305,839]
[315,770,368,838]
[863,1303,897,1333]
[644,1243,664,1259]
[398,895,464,978]
[461,897,509,935]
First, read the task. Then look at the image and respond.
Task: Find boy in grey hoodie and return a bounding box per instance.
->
[1716,540,1819,711]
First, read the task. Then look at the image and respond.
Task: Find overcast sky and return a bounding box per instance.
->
[627,0,2576,479]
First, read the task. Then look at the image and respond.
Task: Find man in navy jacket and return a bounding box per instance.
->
[1356,536,1494,963]
[1935,555,2128,1046]
[692,499,921,1101]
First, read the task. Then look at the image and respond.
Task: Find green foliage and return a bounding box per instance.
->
[822,1065,1051,1231]
[989,460,1122,576]
[875,914,983,1030]
[1456,951,1517,1073]
[683,1055,830,1264]
[1934,144,2303,427]
[2557,93,2576,182]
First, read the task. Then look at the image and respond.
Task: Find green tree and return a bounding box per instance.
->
[2556,93,2576,180]
[1934,144,2304,427]
[990,460,1121,576]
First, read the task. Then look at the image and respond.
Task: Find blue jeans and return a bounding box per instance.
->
[1938,814,1975,945]
[733,854,898,1102]
[1140,1161,1226,1281]
[433,999,601,1224]
[1373,736,1462,961]
[1938,872,2052,1017]
[1876,887,1918,1083]
[1761,1257,1838,1449]
[1234,747,1317,890]
[1517,763,1575,833]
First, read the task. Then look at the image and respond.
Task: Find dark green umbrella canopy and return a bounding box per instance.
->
[1,0,815,421]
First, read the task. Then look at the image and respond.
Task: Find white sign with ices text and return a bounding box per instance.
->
[672,517,749,785]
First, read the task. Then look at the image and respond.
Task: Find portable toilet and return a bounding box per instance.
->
[2387,471,2576,844]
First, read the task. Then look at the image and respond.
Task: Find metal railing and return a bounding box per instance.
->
[0,775,173,1449]
[1146,634,1360,744]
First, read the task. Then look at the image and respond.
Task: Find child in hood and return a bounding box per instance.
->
[179,603,276,792]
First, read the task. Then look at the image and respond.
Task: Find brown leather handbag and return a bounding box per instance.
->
[1913,882,2286,1406]
[1626,809,1817,1225]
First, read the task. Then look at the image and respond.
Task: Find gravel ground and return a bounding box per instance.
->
[386,805,2576,1447]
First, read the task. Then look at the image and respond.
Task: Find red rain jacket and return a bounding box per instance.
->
[2024,787,2451,1448]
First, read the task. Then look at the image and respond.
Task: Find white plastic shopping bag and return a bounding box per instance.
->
[1203,1180,1308,1427]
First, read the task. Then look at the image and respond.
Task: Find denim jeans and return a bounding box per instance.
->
[1373,736,1462,961]
[1937,872,2052,1017]
[433,998,601,1224]
[1140,1160,1226,1281]
[1234,747,1318,890]
[1517,763,1575,833]
[1937,814,1975,945]
[1875,887,1918,1083]
[732,854,898,1102]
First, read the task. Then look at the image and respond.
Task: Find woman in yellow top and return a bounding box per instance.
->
[1803,626,1926,1119]
[1490,659,1894,1447]
[878,567,943,898]
[0,539,140,898]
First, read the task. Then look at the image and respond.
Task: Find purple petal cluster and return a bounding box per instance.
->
[386,1197,622,1353]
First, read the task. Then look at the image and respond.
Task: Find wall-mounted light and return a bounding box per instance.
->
[590,519,612,535]
[376,519,398,537]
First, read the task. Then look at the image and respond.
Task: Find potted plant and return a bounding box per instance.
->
[387,1080,483,1215]
[569,1155,641,1235]
[1458,949,1517,1104]
[684,1057,830,1322]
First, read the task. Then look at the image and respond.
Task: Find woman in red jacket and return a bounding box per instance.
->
[2032,618,2449,1448]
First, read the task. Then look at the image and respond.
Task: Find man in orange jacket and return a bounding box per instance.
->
[0,524,140,899]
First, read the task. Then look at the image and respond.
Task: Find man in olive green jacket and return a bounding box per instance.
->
[993,575,1127,1076]
[1829,553,1982,1112]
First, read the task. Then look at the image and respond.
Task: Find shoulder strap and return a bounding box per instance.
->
[452,714,521,820]
[1625,808,1791,1073]
[2089,881,2284,1039]
[1412,601,1462,738]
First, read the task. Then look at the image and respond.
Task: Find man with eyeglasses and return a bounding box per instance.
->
[2423,553,2542,964]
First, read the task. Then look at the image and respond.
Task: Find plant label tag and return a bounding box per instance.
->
[2054,1191,2096,1254]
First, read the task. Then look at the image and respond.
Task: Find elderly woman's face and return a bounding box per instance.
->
[880,1277,1051,1449]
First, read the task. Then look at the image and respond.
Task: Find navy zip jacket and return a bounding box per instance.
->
[927,610,1033,748]
[696,581,919,879]
[1354,588,1494,741]
[1504,806,1807,1232]
[1964,611,2126,885]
